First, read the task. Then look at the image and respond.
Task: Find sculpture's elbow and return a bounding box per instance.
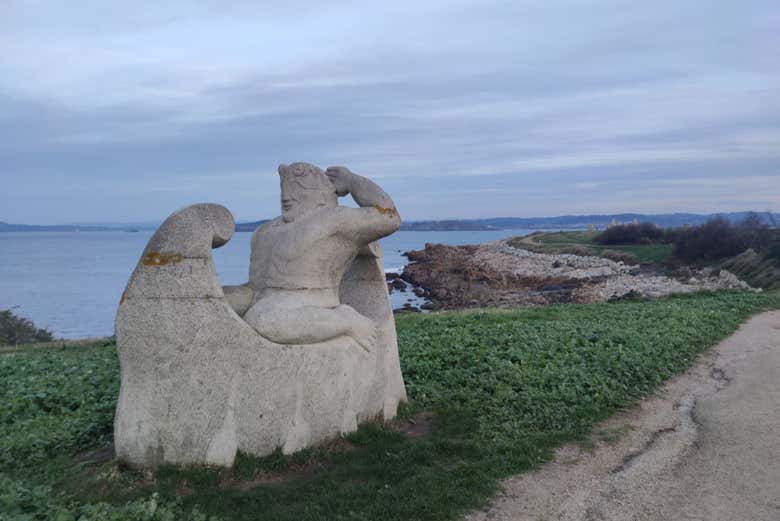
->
[372,205,401,233]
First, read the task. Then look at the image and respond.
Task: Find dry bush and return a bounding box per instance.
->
[594,223,666,245]
[600,250,639,265]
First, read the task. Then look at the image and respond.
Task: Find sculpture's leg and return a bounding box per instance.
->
[244,302,377,352]
[222,284,254,315]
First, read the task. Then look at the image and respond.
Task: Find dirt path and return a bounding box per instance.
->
[514,233,543,246]
[466,310,780,521]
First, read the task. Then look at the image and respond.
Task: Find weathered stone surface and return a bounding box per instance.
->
[115,165,406,468]
[222,284,254,315]
[241,164,401,351]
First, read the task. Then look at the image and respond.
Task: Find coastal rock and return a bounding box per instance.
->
[718,268,751,290]
[401,240,756,309]
[573,268,755,302]
[385,272,407,294]
[390,278,406,292]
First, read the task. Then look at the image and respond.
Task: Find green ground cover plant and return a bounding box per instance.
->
[2,291,779,520]
[510,231,674,265]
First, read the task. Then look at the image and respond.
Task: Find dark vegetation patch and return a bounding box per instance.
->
[2,291,780,520]
[389,411,438,440]
[512,214,779,281]
[74,444,115,465]
[0,308,54,346]
[594,222,665,245]
[599,249,639,266]
[669,215,776,264]
[593,214,778,266]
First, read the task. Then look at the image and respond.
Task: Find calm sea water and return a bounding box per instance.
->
[0,229,541,339]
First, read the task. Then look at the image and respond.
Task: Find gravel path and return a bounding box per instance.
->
[466,310,780,521]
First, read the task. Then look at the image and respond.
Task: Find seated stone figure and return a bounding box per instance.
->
[224,163,400,352]
[114,163,406,468]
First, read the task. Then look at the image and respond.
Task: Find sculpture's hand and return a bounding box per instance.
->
[326,165,396,215]
[325,166,353,197]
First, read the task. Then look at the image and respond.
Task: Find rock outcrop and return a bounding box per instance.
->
[401,240,755,310]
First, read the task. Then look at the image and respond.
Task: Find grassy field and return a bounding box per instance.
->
[3,291,779,520]
[510,230,674,265]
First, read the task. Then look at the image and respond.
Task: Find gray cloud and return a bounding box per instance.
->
[1,0,778,223]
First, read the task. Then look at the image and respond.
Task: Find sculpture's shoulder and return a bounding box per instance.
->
[251,217,283,241]
[306,207,365,238]
[259,217,283,232]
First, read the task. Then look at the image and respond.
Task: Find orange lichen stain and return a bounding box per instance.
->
[119,291,126,305]
[142,251,183,266]
[373,205,399,217]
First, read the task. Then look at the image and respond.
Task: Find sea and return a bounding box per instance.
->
[0,229,545,339]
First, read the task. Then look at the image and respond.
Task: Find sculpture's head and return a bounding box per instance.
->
[278,162,338,223]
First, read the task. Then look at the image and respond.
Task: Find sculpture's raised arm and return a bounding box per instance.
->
[326,166,396,209]
[325,166,401,244]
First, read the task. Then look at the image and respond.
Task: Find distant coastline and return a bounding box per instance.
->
[2,211,777,233]
[0,223,134,233]
[398,211,779,231]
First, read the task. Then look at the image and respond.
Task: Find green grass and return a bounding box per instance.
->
[509,231,674,265]
[589,243,673,265]
[535,230,598,244]
[2,291,780,520]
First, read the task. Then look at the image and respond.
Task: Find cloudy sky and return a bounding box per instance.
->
[1,0,778,223]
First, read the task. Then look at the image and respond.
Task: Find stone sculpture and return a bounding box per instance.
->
[114,163,406,467]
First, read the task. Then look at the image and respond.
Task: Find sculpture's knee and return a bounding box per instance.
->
[243,302,295,344]
[223,284,254,315]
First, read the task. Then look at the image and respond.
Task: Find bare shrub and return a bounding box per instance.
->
[0,309,54,346]
[600,250,639,265]
[594,223,665,245]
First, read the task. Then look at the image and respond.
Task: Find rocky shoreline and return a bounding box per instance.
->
[386,272,430,313]
[388,239,755,312]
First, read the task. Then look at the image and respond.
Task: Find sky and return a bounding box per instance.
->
[1,0,779,224]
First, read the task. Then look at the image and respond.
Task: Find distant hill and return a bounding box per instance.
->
[64,220,161,230]
[400,220,498,231]
[4,212,778,233]
[235,220,270,232]
[0,221,121,232]
[400,211,780,231]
